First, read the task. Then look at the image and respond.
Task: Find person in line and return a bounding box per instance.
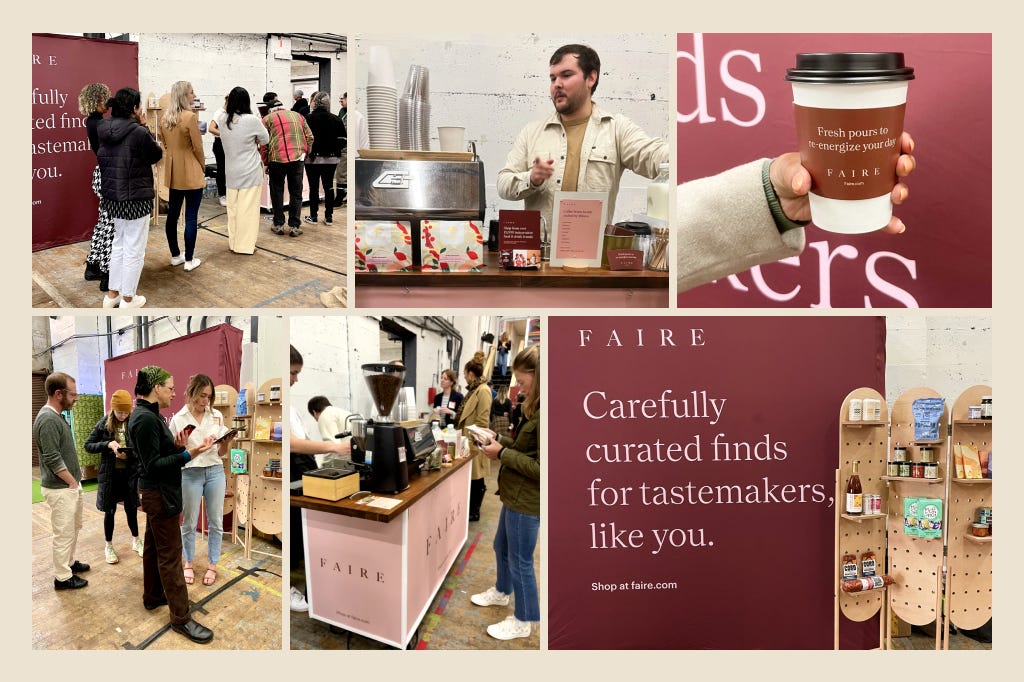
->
[491,385,512,435]
[307,396,353,446]
[215,87,270,254]
[34,372,89,591]
[207,94,228,207]
[509,392,525,433]
[289,346,352,612]
[496,331,512,377]
[303,91,345,226]
[84,389,142,564]
[431,369,463,429]
[159,80,207,272]
[676,132,917,291]
[496,43,669,227]
[129,365,216,644]
[79,82,114,291]
[292,89,310,117]
[473,345,541,640]
[263,97,314,237]
[97,87,163,309]
[455,352,493,522]
[169,374,234,587]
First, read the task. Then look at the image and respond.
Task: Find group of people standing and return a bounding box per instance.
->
[78,81,346,308]
[35,368,236,645]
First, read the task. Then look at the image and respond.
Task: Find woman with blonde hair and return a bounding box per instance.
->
[168,373,234,586]
[454,351,492,522]
[79,82,115,290]
[473,344,540,641]
[159,80,206,271]
[496,331,512,377]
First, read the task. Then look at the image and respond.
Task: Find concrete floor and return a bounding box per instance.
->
[32,194,347,309]
[32,468,283,650]
[290,466,541,650]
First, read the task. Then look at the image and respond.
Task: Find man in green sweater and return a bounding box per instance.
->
[34,372,90,590]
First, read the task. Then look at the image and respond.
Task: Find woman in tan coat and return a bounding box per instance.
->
[455,351,492,522]
[159,80,206,271]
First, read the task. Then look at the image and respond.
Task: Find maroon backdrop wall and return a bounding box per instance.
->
[548,316,885,649]
[103,324,243,420]
[32,34,139,251]
[677,33,991,308]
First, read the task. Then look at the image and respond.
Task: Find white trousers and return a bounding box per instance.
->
[227,185,261,254]
[109,215,150,297]
[43,486,83,581]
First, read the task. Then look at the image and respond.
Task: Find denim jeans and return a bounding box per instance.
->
[180,464,225,564]
[165,187,203,260]
[493,505,540,621]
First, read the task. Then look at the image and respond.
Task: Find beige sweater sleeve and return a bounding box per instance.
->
[677,159,805,293]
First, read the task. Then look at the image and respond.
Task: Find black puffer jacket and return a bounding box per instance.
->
[97,117,163,202]
[306,108,345,159]
[84,415,139,512]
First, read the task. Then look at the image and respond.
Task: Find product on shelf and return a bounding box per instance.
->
[952,443,966,478]
[904,497,920,537]
[841,575,895,593]
[911,397,945,440]
[253,416,272,441]
[970,523,990,537]
[860,550,876,577]
[981,395,992,419]
[842,553,858,581]
[960,443,983,479]
[230,448,248,474]
[848,398,863,421]
[917,498,943,538]
[845,461,863,515]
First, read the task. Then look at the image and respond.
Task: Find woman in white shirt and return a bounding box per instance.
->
[169,373,233,586]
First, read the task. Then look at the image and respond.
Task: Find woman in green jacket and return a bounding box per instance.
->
[472,345,540,641]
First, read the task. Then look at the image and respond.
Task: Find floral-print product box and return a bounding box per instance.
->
[354,221,414,272]
[421,220,485,272]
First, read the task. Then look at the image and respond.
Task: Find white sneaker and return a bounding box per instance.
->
[104,545,118,564]
[471,586,510,607]
[132,538,144,557]
[119,295,146,309]
[218,196,227,207]
[184,258,202,272]
[102,294,120,308]
[289,587,308,612]
[170,254,186,266]
[487,615,531,641]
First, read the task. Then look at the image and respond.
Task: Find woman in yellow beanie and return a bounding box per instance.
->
[85,389,142,564]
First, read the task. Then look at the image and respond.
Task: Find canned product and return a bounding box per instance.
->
[976,507,992,525]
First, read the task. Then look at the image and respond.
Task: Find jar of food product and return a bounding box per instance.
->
[981,396,992,419]
[910,462,924,478]
[893,445,907,462]
[970,523,991,537]
[887,461,899,477]
[919,446,935,463]
[898,461,911,477]
[270,385,281,401]
[924,461,938,479]
[968,405,983,419]
[848,398,863,421]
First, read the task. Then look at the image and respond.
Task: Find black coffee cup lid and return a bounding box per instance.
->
[614,221,652,235]
[786,52,914,83]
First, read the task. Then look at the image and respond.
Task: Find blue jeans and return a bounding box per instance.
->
[180,464,225,564]
[165,187,203,260]
[493,505,540,621]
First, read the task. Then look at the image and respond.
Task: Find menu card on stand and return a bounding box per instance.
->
[498,209,542,269]
[549,191,607,269]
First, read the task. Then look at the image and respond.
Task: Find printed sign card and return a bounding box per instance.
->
[550,191,607,268]
[498,210,542,269]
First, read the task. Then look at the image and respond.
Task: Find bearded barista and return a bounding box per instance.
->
[496,43,669,227]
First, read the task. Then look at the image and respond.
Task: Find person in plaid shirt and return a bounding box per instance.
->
[262,98,314,236]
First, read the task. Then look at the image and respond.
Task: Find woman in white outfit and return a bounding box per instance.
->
[214,87,270,254]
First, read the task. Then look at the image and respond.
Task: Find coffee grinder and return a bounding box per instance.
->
[350,363,409,494]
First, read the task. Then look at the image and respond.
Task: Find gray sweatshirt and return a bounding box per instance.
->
[215,111,271,190]
[34,406,81,489]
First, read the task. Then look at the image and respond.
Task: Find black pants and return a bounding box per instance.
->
[268,161,304,228]
[140,488,191,624]
[304,163,337,221]
[212,137,226,197]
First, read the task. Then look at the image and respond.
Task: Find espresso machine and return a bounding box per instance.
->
[349,363,410,494]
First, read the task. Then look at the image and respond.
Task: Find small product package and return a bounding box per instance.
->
[952,443,966,478]
[421,220,486,271]
[960,443,983,479]
[903,497,921,537]
[236,388,248,416]
[230,448,248,474]
[354,221,414,271]
[917,498,943,538]
[912,397,946,441]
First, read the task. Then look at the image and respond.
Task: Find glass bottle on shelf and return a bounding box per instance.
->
[845,461,863,515]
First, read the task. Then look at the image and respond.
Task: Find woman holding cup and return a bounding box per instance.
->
[432,369,463,429]
[168,374,233,586]
[472,345,540,641]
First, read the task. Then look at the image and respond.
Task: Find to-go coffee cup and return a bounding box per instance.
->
[786,53,914,233]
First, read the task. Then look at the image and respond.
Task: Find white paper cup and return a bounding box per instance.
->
[787,53,914,233]
[437,126,465,152]
[367,45,397,88]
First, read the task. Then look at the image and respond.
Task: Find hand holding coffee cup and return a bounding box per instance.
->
[770,130,915,234]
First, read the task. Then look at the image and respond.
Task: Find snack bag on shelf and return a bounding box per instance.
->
[952,443,966,478]
[911,397,945,441]
[917,498,943,539]
[903,497,920,537]
[961,443,983,479]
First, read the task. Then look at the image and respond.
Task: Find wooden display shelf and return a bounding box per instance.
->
[911,439,944,445]
[254,439,282,444]
[841,420,887,427]
[841,513,886,523]
[259,475,284,482]
[952,419,992,425]
[951,477,991,484]
[882,476,944,484]
[906,534,942,542]
[963,534,993,544]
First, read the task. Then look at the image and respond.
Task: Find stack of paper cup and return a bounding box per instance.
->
[367,45,398,149]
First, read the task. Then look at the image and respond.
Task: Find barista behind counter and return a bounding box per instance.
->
[496,43,669,228]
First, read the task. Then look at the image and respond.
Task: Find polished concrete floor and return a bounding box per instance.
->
[32,468,283,650]
[32,193,347,309]
[289,466,541,650]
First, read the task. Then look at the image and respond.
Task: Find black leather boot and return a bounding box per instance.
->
[469,478,486,521]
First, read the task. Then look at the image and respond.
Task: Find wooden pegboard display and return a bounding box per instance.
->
[250,379,283,541]
[834,388,889,649]
[886,387,948,636]
[945,384,992,639]
[212,384,239,522]
[231,382,254,548]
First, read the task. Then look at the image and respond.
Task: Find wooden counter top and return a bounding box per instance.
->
[355,251,669,289]
[290,455,471,523]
